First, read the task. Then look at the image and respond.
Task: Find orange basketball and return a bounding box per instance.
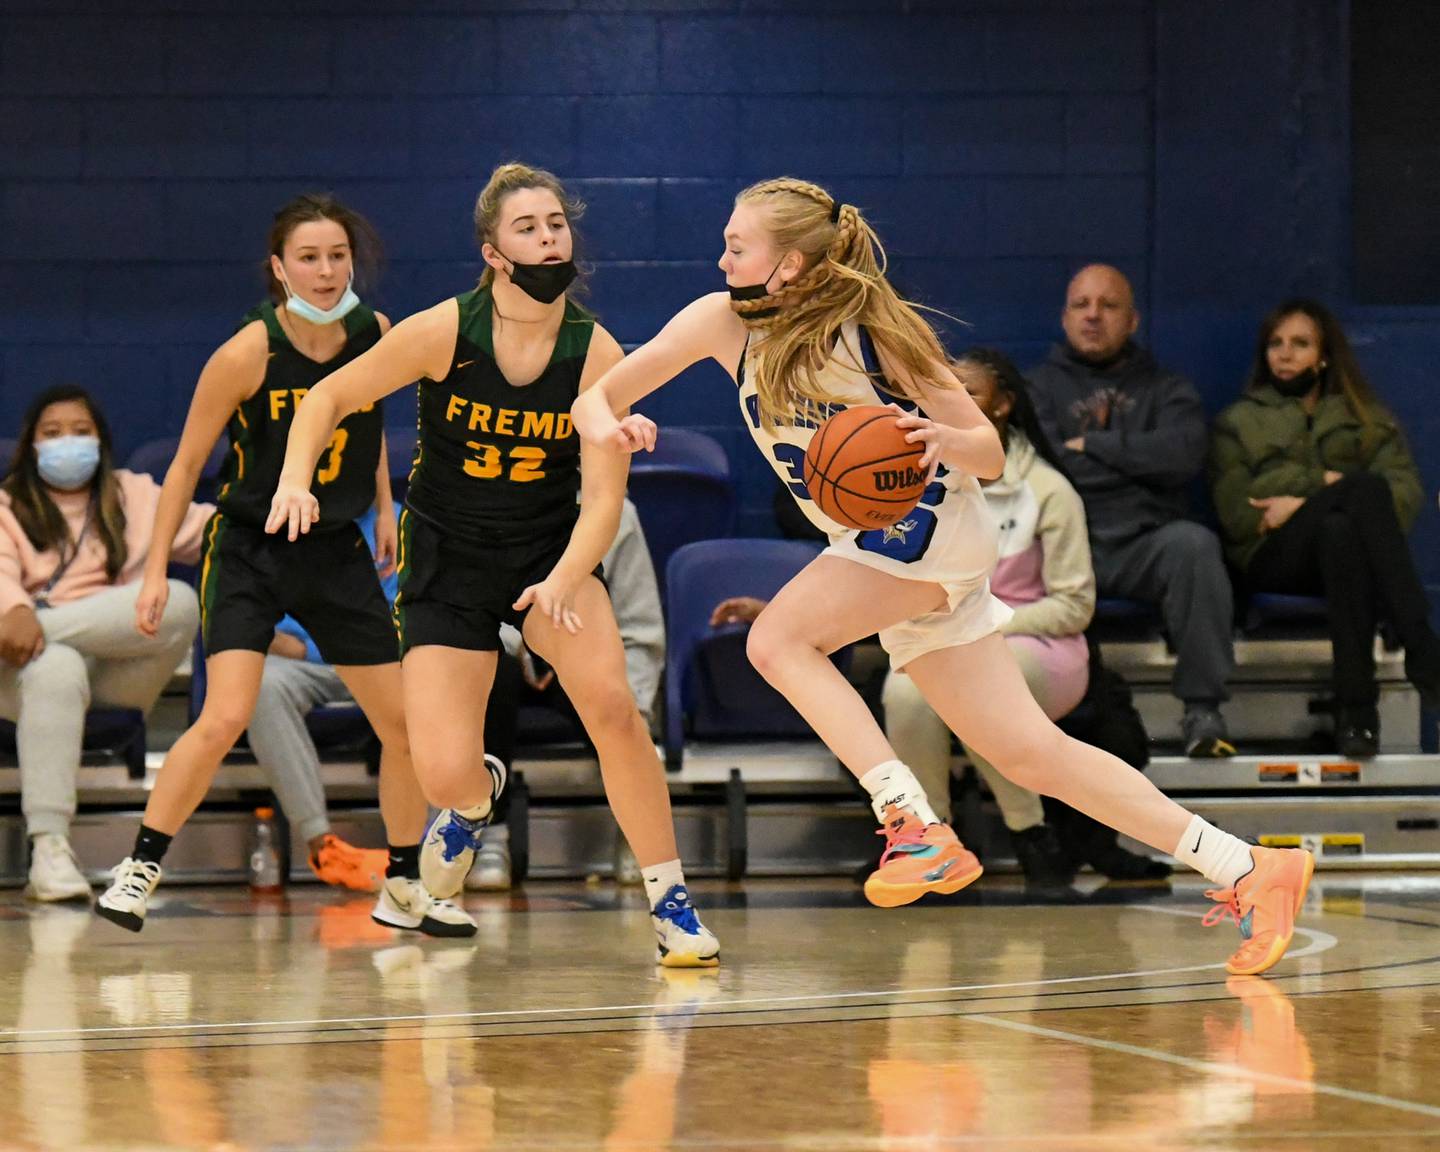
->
[803,405,927,530]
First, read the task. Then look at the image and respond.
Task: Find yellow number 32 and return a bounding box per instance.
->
[464,442,546,482]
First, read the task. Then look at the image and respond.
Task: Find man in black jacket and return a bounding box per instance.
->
[1029,264,1235,758]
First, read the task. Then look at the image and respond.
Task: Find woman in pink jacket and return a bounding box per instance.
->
[0,386,208,901]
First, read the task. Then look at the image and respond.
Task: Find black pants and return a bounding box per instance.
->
[1092,521,1234,705]
[1247,472,1436,707]
[479,651,524,825]
[480,649,588,825]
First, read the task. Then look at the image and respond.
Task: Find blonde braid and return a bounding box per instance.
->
[732,177,954,430]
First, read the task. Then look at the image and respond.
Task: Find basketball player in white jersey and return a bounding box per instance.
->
[573,177,1313,977]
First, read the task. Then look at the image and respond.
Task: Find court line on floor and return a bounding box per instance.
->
[0,921,1337,1041]
[964,1012,1440,1119]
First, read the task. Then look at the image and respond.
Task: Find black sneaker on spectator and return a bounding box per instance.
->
[1336,706,1380,760]
[1011,823,1076,887]
[1182,706,1236,759]
[1089,843,1174,881]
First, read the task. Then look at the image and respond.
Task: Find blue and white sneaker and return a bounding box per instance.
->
[651,884,720,969]
[420,753,507,900]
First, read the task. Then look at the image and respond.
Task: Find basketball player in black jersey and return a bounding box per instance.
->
[97,195,474,937]
[269,164,718,967]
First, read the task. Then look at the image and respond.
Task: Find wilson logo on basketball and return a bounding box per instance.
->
[873,466,925,492]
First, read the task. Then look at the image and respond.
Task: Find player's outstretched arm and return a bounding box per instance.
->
[268,300,457,541]
[572,293,742,451]
[137,322,266,637]
[514,325,630,635]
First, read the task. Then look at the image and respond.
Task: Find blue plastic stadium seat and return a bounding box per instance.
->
[629,429,737,598]
[126,437,228,501]
[663,539,849,768]
[1090,595,1164,641]
[1241,591,1331,640]
[1247,592,1328,623]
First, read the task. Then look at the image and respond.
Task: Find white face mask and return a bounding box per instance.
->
[36,435,100,490]
[277,268,361,325]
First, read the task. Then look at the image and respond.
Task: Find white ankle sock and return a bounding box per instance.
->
[1173,815,1255,888]
[642,858,685,909]
[455,797,492,823]
[859,760,940,826]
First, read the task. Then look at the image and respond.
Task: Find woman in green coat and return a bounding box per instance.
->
[1210,298,1438,757]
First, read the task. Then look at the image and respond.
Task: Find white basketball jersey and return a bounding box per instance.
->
[737,321,954,536]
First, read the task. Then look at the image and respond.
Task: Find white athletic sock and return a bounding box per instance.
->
[455,796,492,824]
[1173,815,1255,888]
[642,858,685,910]
[859,760,941,826]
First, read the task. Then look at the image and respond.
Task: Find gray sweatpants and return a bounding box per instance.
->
[0,581,198,838]
[1091,521,1235,705]
[247,655,351,845]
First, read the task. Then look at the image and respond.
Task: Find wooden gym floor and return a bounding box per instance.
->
[2,873,1440,1150]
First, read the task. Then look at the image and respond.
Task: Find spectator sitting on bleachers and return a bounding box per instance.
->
[882,350,1088,885]
[0,386,209,901]
[1209,298,1438,758]
[1029,264,1237,759]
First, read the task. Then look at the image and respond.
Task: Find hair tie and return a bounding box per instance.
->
[829,200,842,224]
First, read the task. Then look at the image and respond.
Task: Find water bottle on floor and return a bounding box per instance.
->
[248,807,284,895]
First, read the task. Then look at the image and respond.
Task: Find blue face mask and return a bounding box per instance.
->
[36,436,100,490]
[278,270,361,325]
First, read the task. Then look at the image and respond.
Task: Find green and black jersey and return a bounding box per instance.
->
[214,301,384,531]
[405,285,594,544]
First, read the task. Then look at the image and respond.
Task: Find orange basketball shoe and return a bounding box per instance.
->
[309,834,388,893]
[1202,846,1315,976]
[863,806,984,908]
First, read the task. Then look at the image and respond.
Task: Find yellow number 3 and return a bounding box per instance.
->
[464,442,546,482]
[315,429,349,485]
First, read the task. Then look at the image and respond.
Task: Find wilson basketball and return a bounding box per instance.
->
[803,405,927,530]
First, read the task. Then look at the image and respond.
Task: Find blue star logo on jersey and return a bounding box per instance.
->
[881,519,919,546]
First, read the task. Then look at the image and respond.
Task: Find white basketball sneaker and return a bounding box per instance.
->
[95,857,163,933]
[26,833,92,902]
[421,753,507,899]
[651,884,720,968]
[371,875,477,938]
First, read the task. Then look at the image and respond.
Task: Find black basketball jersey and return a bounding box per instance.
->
[405,285,594,543]
[215,301,384,532]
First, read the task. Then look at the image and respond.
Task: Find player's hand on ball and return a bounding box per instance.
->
[514,577,583,635]
[134,573,169,639]
[894,412,948,474]
[266,482,321,541]
[613,414,657,455]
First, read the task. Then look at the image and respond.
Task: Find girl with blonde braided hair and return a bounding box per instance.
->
[574,177,1315,977]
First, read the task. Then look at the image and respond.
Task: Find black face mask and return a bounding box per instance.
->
[728,259,784,320]
[496,249,577,304]
[1268,363,1325,399]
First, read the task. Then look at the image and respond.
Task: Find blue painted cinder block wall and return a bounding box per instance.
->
[4,0,1438,574]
